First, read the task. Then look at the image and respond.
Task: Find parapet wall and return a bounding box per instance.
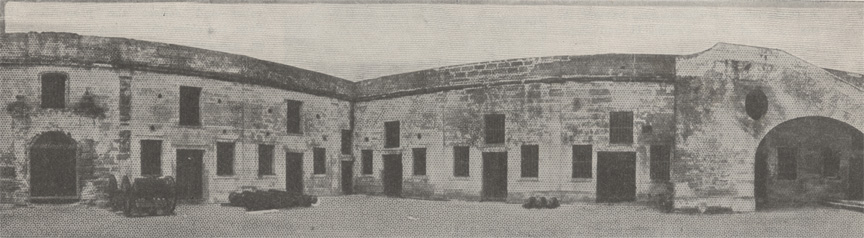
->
[355,54,677,100]
[0,32,356,100]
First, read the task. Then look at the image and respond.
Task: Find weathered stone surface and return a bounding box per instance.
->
[674,43,864,212]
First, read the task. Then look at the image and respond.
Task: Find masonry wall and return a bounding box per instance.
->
[0,66,123,204]
[353,54,677,204]
[673,43,864,212]
[129,70,351,203]
[0,65,351,204]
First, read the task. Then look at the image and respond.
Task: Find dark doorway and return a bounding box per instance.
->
[382,154,402,197]
[482,152,508,202]
[596,152,636,203]
[286,152,304,194]
[850,155,863,200]
[29,131,77,201]
[342,160,354,195]
[176,149,204,202]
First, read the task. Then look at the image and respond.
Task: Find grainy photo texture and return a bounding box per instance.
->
[0,0,863,237]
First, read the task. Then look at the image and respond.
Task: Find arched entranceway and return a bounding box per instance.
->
[29,131,78,201]
[755,117,864,210]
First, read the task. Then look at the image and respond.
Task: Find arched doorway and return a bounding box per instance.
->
[755,117,864,209]
[29,131,78,201]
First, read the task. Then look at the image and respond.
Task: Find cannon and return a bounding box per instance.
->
[114,175,177,217]
[227,189,317,211]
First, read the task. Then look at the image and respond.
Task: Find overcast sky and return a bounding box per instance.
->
[6,2,863,81]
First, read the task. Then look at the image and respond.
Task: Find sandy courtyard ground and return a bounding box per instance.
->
[2,195,863,237]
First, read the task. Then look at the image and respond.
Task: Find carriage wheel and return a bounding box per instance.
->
[123,198,134,217]
[163,176,177,214]
[124,181,138,217]
[106,176,119,211]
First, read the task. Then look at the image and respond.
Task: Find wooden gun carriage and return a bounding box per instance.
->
[106,175,177,217]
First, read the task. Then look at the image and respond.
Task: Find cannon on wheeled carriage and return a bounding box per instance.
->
[106,175,177,217]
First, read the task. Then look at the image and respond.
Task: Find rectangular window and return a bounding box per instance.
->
[610,111,634,144]
[41,73,67,109]
[0,167,16,179]
[521,145,539,178]
[361,150,373,175]
[286,100,302,134]
[140,140,162,176]
[485,114,506,144]
[650,145,671,181]
[572,145,592,179]
[341,130,353,155]
[258,144,274,176]
[179,86,202,126]
[216,142,235,176]
[313,147,326,174]
[453,146,470,177]
[384,121,400,148]
[119,76,132,122]
[413,148,427,176]
[777,147,797,180]
[822,147,840,177]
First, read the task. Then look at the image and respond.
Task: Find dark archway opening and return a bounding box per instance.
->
[755,117,864,210]
[29,131,78,203]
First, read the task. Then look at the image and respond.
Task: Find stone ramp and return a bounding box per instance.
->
[822,199,864,213]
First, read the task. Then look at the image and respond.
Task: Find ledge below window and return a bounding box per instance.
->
[451,176,471,181]
[570,178,592,183]
[214,175,239,180]
[517,177,539,182]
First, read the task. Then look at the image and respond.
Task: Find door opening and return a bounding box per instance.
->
[596,152,636,203]
[176,149,204,203]
[29,131,78,203]
[382,154,403,197]
[286,152,304,194]
[342,160,354,195]
[482,152,508,202]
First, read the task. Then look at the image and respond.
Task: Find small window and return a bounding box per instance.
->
[41,73,67,109]
[140,140,162,176]
[341,130,353,155]
[216,142,235,176]
[286,100,302,134]
[777,147,797,180]
[313,147,326,174]
[179,86,202,126]
[521,145,539,178]
[822,147,839,177]
[453,146,470,177]
[413,148,427,176]
[258,144,274,176]
[384,121,400,148]
[485,114,506,144]
[361,150,373,175]
[0,167,16,179]
[610,111,633,144]
[650,145,671,181]
[572,145,592,179]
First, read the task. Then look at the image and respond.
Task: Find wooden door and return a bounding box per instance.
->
[596,152,636,203]
[382,154,403,197]
[286,152,304,194]
[176,149,204,201]
[482,152,508,201]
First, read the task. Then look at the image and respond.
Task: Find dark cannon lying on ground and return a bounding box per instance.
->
[106,175,177,217]
[522,196,561,209]
[228,189,318,211]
